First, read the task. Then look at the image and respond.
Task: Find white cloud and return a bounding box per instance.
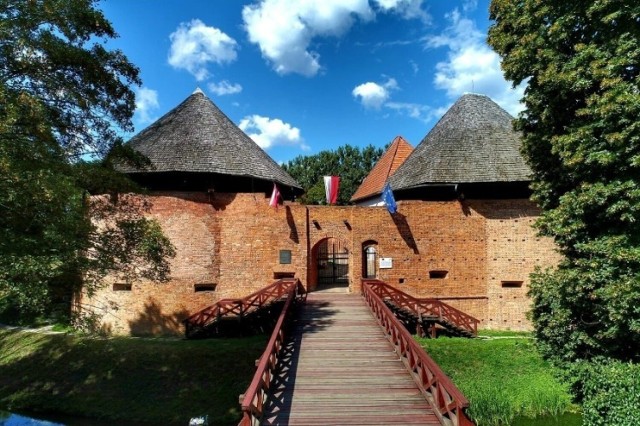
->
[168,19,238,81]
[134,87,159,125]
[374,0,429,22]
[208,80,243,96]
[425,9,525,115]
[242,0,428,76]
[239,115,308,150]
[385,101,434,122]
[352,77,398,109]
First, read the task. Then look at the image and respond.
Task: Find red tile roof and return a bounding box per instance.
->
[350,136,413,202]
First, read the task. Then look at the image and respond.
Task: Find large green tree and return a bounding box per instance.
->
[0,0,174,318]
[283,144,383,205]
[488,1,640,362]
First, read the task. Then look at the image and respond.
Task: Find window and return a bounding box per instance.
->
[194,283,217,292]
[501,281,523,288]
[113,283,132,291]
[429,270,448,279]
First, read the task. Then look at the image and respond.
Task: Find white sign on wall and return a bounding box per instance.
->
[379,257,392,269]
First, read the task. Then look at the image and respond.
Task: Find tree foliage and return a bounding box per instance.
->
[488,1,640,362]
[282,144,384,204]
[0,0,174,318]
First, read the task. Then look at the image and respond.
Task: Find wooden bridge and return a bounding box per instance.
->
[185,278,475,425]
[260,292,441,425]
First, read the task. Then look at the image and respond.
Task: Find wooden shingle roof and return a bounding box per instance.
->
[350,136,413,202]
[117,90,301,190]
[389,93,531,190]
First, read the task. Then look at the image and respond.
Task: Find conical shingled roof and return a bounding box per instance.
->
[389,93,531,190]
[350,136,413,202]
[117,90,301,190]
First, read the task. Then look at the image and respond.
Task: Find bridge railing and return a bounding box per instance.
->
[364,279,478,336]
[238,279,305,426]
[183,278,300,338]
[362,279,474,426]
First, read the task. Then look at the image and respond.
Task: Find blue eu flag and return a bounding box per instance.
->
[382,182,397,214]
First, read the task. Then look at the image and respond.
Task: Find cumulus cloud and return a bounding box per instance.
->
[242,0,428,76]
[352,77,398,109]
[208,80,243,96]
[239,115,308,150]
[134,87,159,125]
[425,9,525,115]
[168,19,238,81]
[375,0,430,22]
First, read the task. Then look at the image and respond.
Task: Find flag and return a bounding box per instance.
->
[382,182,397,214]
[323,176,340,205]
[269,183,280,208]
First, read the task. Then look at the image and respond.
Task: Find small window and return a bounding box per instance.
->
[273,272,295,279]
[429,270,448,279]
[113,283,132,291]
[501,281,523,288]
[194,283,217,292]
[279,250,292,264]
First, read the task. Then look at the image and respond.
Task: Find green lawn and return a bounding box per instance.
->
[417,333,577,426]
[0,329,266,425]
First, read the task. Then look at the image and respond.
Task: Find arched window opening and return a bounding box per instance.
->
[362,241,378,279]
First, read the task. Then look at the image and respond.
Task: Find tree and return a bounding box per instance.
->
[0,0,174,319]
[283,144,384,204]
[488,1,640,363]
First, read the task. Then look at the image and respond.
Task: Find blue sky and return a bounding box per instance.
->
[101,0,524,164]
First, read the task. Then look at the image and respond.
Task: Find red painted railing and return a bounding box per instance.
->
[362,279,474,426]
[238,279,305,426]
[364,279,479,337]
[183,278,302,338]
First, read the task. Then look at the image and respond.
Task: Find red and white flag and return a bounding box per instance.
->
[269,183,280,208]
[323,176,340,205]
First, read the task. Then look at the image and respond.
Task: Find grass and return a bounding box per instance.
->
[0,329,267,425]
[417,333,577,426]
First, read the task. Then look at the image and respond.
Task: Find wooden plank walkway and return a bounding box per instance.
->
[261,292,440,425]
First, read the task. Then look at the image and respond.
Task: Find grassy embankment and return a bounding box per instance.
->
[418,330,578,426]
[0,329,266,425]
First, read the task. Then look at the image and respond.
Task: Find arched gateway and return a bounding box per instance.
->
[312,237,349,290]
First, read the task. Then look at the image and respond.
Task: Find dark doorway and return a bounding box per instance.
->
[316,238,349,286]
[363,243,377,279]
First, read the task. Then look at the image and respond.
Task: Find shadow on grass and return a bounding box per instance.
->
[0,326,266,425]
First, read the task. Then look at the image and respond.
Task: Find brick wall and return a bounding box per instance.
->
[81,193,559,335]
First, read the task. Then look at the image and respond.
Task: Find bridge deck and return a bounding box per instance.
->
[261,292,440,425]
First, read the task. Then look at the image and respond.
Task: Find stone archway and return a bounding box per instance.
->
[311,237,349,290]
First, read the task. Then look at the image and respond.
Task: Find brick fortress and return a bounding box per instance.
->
[78,90,560,335]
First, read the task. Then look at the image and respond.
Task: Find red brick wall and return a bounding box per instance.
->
[81,193,559,335]
[478,200,562,330]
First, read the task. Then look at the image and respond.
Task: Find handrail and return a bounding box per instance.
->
[238,279,304,426]
[364,279,479,336]
[362,280,474,426]
[183,278,300,338]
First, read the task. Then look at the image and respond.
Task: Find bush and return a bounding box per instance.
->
[572,360,640,426]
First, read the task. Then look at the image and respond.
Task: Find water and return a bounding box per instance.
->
[513,412,583,426]
[0,411,146,426]
[0,412,63,426]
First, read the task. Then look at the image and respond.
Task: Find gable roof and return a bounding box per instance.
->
[389,93,531,191]
[117,90,301,190]
[350,136,413,202]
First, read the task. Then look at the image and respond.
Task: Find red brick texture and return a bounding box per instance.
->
[80,193,559,335]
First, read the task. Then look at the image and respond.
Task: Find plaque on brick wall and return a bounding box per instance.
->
[379,257,392,269]
[279,250,292,264]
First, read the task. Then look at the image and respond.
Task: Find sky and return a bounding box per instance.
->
[101,0,524,164]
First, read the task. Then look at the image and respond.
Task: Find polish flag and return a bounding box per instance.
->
[323,176,340,205]
[269,183,280,208]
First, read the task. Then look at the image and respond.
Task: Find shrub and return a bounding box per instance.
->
[572,360,640,426]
